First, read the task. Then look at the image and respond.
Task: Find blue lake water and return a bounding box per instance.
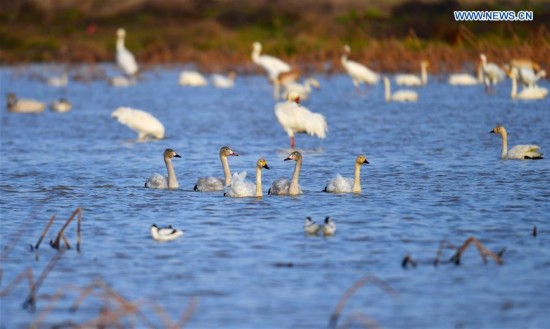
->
[1,64,549,328]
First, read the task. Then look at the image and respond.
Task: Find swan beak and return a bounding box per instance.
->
[230,152,239,156]
[364,160,370,164]
[264,164,270,170]
[489,130,495,133]
[284,157,291,161]
[174,154,182,158]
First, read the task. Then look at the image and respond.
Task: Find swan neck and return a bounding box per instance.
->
[116,37,125,52]
[421,65,428,84]
[384,79,390,101]
[289,157,302,194]
[511,75,517,98]
[341,54,348,67]
[353,162,362,193]
[255,166,263,197]
[221,154,231,187]
[165,157,178,189]
[500,131,508,159]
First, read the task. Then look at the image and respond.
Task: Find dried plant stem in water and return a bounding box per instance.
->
[450,237,503,265]
[51,208,82,251]
[329,275,398,329]
[33,215,56,250]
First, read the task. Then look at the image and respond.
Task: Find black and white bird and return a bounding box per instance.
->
[322,217,336,236]
[150,224,184,242]
[303,216,321,235]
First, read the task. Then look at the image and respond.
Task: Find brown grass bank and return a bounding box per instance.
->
[1,0,549,74]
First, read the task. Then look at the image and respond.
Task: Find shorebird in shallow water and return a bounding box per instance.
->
[150,224,184,242]
[322,217,336,236]
[303,216,321,235]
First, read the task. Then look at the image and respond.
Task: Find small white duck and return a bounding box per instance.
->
[211,72,236,88]
[50,98,72,112]
[322,217,336,236]
[47,73,68,87]
[150,224,184,242]
[179,71,208,86]
[303,217,321,235]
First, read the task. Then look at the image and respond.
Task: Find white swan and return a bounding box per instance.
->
[322,217,336,236]
[490,125,543,160]
[274,91,328,148]
[47,73,68,87]
[283,78,320,101]
[324,155,369,193]
[179,71,208,86]
[224,159,270,198]
[150,224,184,242]
[145,148,182,189]
[211,72,236,88]
[383,77,418,102]
[50,98,72,112]
[517,68,546,87]
[448,73,479,86]
[341,45,379,91]
[111,107,165,140]
[108,75,136,87]
[304,217,321,235]
[268,151,303,196]
[480,54,505,91]
[6,93,45,113]
[116,28,139,77]
[194,146,239,191]
[395,60,429,86]
[510,69,548,100]
[251,41,291,83]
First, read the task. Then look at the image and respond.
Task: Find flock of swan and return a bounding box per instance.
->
[5,29,546,172]
[4,29,546,242]
[143,145,373,198]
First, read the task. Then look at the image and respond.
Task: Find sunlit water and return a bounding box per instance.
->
[1,65,549,328]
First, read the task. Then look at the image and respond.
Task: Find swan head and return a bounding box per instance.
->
[490,125,507,136]
[116,28,126,38]
[421,60,430,68]
[7,93,17,108]
[325,216,333,224]
[305,216,313,224]
[308,78,321,89]
[220,146,238,157]
[480,54,487,62]
[343,45,351,54]
[284,151,302,162]
[252,42,262,51]
[257,158,270,170]
[286,91,300,104]
[356,155,369,165]
[164,148,181,159]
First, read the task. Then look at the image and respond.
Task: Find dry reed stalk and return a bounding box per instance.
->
[329,275,398,329]
[23,250,64,310]
[70,278,155,328]
[32,215,56,250]
[0,268,34,298]
[433,240,458,266]
[449,237,503,265]
[401,255,417,269]
[340,311,382,329]
[30,284,84,329]
[178,297,198,328]
[50,208,82,251]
